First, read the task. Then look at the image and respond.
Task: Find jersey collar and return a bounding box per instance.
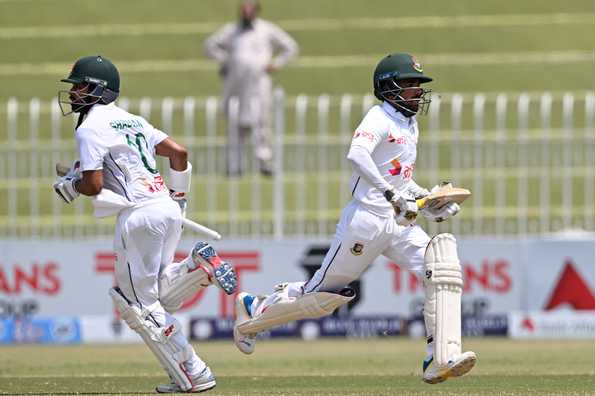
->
[381,101,415,125]
[87,102,114,115]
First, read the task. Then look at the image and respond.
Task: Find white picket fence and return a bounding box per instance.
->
[1,90,594,239]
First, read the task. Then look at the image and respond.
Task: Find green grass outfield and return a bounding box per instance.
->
[1,338,595,395]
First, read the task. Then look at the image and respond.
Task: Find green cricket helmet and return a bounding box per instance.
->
[373,53,432,117]
[58,55,120,116]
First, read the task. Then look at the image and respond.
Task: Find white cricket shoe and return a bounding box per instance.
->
[233,292,257,355]
[155,367,216,393]
[422,351,477,384]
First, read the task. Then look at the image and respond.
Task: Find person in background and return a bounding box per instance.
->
[204,0,298,176]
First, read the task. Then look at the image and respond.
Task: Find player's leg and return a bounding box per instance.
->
[233,202,390,354]
[159,241,237,313]
[113,204,216,393]
[422,233,476,383]
[384,227,476,384]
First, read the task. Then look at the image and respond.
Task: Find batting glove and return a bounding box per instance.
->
[420,182,460,222]
[170,190,187,217]
[385,188,418,226]
[53,160,81,204]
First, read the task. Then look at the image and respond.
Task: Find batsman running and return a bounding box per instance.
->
[54,55,237,393]
[233,53,476,384]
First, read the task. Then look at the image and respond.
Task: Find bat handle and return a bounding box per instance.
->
[416,197,428,209]
[182,218,222,240]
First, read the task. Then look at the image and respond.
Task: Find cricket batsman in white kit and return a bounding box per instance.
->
[233,53,476,384]
[54,55,238,393]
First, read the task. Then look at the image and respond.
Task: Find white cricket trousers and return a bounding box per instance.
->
[304,200,430,293]
[113,198,206,376]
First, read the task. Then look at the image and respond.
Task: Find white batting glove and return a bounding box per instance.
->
[385,188,418,226]
[170,190,187,217]
[421,202,460,222]
[53,160,81,204]
[420,182,460,222]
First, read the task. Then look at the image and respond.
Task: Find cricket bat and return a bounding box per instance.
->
[416,186,471,210]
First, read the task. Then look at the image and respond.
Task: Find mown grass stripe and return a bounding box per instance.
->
[1,50,595,76]
[1,13,595,39]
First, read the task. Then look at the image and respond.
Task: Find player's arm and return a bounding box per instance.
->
[75,170,103,196]
[203,25,232,64]
[156,137,191,215]
[268,23,298,71]
[155,137,188,171]
[346,143,392,194]
[54,129,107,203]
[406,179,430,199]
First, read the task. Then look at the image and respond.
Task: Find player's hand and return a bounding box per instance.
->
[421,182,460,222]
[407,184,430,200]
[53,160,81,203]
[265,63,277,73]
[421,202,460,222]
[385,188,418,226]
[170,190,187,217]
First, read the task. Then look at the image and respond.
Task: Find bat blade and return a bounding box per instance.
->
[417,187,471,209]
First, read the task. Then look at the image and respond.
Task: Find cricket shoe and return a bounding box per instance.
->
[191,242,237,295]
[155,366,216,393]
[422,351,477,384]
[233,292,257,355]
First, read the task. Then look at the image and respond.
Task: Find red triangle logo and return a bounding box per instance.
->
[545,260,595,310]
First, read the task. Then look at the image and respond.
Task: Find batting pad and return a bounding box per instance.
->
[424,233,463,366]
[110,288,194,391]
[237,290,354,335]
[159,257,212,313]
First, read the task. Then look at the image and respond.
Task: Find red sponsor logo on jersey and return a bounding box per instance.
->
[143,176,166,193]
[353,131,376,142]
[388,134,406,145]
[402,164,414,181]
[389,159,402,176]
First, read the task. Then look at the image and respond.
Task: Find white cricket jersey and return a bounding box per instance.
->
[349,101,420,215]
[75,103,170,204]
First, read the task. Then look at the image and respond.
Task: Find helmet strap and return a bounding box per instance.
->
[76,112,86,128]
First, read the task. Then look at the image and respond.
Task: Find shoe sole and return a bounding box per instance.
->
[193,380,217,393]
[233,293,256,354]
[155,380,216,394]
[233,325,255,355]
[423,354,477,384]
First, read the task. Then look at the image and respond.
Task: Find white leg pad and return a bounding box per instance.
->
[110,288,194,391]
[236,289,354,335]
[424,233,463,367]
[159,257,212,313]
